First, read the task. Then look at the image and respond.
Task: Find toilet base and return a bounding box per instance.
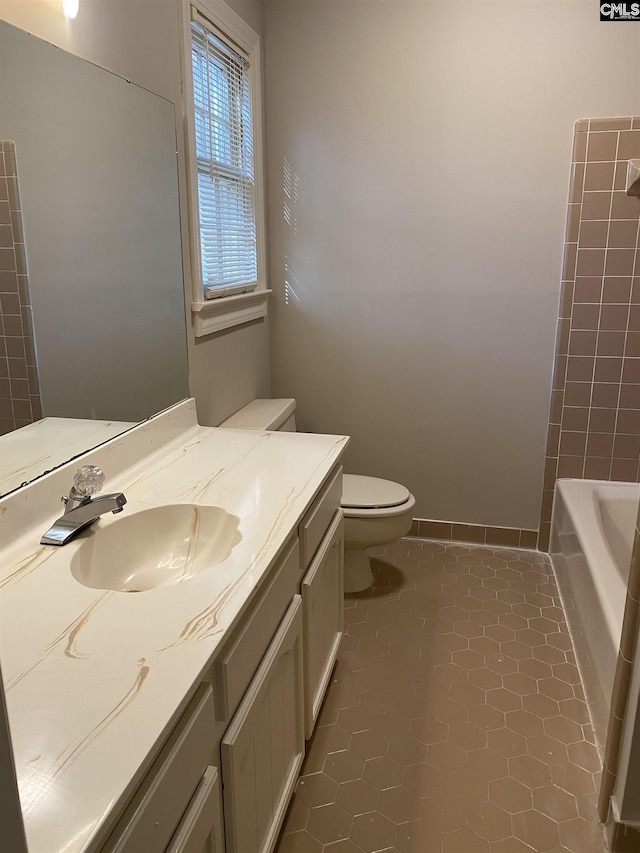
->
[342,503,415,594]
[344,546,374,593]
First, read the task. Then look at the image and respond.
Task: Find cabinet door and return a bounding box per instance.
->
[166,766,223,853]
[302,511,344,738]
[221,596,304,853]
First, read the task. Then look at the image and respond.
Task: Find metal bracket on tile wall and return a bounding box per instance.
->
[626,159,640,196]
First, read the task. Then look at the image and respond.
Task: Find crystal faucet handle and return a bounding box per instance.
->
[73,465,105,497]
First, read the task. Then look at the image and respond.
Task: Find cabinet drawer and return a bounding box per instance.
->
[299,465,342,568]
[214,536,300,721]
[104,684,215,853]
[166,765,223,853]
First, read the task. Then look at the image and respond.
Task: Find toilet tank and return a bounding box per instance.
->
[218,399,297,432]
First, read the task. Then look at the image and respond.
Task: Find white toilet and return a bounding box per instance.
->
[219,399,416,593]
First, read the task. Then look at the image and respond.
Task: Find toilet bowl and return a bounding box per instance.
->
[219,399,415,593]
[341,474,415,593]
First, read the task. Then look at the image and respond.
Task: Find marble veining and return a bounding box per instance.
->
[0,399,348,853]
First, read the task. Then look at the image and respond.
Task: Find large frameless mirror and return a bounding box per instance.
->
[0,21,189,496]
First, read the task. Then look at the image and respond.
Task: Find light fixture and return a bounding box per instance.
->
[62,0,79,19]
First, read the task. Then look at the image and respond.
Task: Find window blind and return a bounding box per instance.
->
[191,13,257,298]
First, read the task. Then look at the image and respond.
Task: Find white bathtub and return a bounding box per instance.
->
[550,479,640,752]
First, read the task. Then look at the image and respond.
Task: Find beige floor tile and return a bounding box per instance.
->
[275,539,606,853]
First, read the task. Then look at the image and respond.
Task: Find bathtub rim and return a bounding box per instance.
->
[553,478,637,652]
[550,478,639,752]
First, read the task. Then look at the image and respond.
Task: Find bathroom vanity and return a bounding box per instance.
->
[0,400,348,853]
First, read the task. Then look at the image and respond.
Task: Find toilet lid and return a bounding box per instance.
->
[342,474,410,509]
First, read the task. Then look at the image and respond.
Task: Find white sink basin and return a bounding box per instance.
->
[71,504,241,592]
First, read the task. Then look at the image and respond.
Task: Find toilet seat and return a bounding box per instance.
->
[341,475,413,517]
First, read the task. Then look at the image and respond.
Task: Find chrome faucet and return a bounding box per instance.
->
[41,465,127,546]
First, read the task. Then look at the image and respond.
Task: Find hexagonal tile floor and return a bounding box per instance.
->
[274,539,605,853]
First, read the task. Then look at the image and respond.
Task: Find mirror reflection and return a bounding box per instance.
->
[0,21,189,497]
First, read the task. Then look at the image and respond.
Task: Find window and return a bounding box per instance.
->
[183,1,268,335]
[191,17,255,296]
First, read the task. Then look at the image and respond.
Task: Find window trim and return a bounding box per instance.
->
[181,0,269,336]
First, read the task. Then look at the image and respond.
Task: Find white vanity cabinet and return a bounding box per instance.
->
[100,464,344,853]
[0,401,351,853]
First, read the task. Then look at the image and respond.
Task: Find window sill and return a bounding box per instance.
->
[191,289,271,337]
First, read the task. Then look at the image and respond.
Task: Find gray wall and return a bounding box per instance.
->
[264,0,640,530]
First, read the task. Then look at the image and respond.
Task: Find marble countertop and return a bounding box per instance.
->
[0,400,348,853]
